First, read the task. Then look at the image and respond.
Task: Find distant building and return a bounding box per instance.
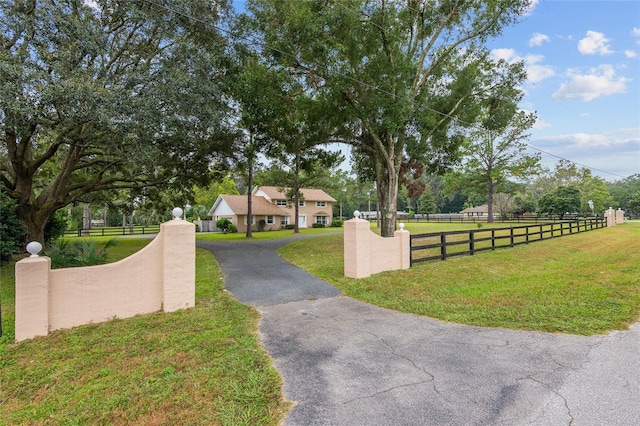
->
[460,205,489,217]
[208,186,336,233]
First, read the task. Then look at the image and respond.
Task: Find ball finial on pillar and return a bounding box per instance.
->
[172,207,183,220]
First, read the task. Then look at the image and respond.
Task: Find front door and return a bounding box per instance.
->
[298,215,307,228]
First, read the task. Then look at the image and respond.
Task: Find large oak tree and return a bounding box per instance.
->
[248,0,533,236]
[1,0,236,242]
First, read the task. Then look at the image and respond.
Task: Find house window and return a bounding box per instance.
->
[316,201,326,207]
[281,216,290,226]
[315,215,328,225]
[243,216,256,225]
[266,215,274,225]
[298,200,305,207]
[276,200,287,206]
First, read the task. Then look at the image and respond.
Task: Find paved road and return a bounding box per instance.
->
[197,238,640,426]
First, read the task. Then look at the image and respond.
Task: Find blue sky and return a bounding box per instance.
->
[233,0,639,181]
[487,0,640,181]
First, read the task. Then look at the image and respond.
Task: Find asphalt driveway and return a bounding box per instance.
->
[197,237,640,426]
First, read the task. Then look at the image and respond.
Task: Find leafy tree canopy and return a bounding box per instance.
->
[0,0,238,242]
[248,0,532,236]
[538,185,581,218]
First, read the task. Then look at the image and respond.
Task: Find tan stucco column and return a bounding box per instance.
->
[160,216,196,312]
[15,253,51,342]
[344,216,372,278]
[604,208,615,227]
[395,225,411,270]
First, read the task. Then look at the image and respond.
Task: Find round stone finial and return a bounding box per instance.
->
[26,241,43,257]
[172,207,183,220]
[354,210,361,219]
[399,223,405,230]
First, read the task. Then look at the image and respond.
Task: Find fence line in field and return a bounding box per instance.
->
[409,218,606,265]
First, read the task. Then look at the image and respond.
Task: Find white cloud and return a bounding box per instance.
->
[533,131,640,175]
[633,27,640,45]
[578,31,613,55]
[552,65,629,102]
[529,33,550,47]
[490,49,555,84]
[624,50,638,58]
[523,0,540,16]
[490,48,519,63]
[525,55,555,83]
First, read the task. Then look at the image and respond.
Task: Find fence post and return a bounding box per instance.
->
[440,233,447,260]
[510,227,514,247]
[15,242,50,342]
[469,231,475,255]
[491,230,496,250]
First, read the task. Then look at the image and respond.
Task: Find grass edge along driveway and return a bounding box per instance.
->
[278,222,640,336]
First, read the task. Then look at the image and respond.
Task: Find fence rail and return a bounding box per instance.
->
[64,226,161,237]
[410,218,606,265]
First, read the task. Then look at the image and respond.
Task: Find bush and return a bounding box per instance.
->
[0,192,26,261]
[44,209,69,244]
[284,224,295,230]
[228,223,238,233]
[258,219,266,232]
[331,219,344,227]
[216,218,231,232]
[46,238,117,269]
[312,223,325,228]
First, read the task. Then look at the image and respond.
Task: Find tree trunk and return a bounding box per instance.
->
[246,143,254,238]
[293,152,300,234]
[487,177,494,223]
[83,203,91,231]
[20,203,54,245]
[376,162,400,238]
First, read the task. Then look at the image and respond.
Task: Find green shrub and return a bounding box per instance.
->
[284,224,295,230]
[228,223,238,233]
[331,219,344,227]
[312,223,325,228]
[0,192,26,261]
[44,209,69,244]
[258,219,266,232]
[216,218,231,231]
[46,238,117,269]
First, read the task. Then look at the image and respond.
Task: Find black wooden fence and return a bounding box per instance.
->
[63,225,161,237]
[410,218,606,265]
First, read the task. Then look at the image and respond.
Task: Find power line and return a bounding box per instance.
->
[140,0,630,180]
[525,144,629,179]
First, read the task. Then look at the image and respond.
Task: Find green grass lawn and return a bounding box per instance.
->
[0,241,290,425]
[278,222,640,335]
[196,225,341,241]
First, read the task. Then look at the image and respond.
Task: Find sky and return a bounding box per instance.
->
[487,0,640,182]
[232,0,639,182]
